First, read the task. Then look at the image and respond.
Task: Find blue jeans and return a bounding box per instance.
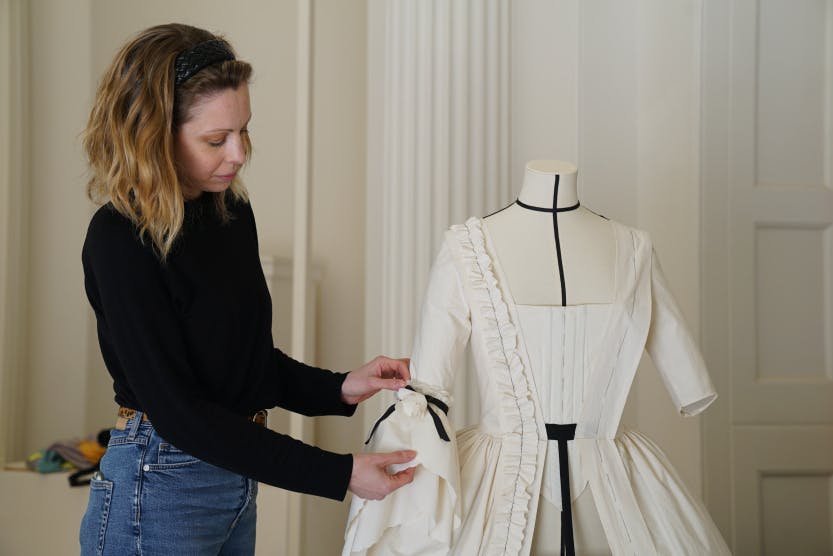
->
[79,411,257,555]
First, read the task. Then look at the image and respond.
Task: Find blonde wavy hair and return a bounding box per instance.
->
[83,23,252,259]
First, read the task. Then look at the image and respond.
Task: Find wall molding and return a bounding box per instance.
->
[0,0,30,464]
[289,1,313,554]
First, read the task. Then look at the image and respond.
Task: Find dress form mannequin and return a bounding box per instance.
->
[485,160,613,555]
[343,159,730,556]
[484,160,614,306]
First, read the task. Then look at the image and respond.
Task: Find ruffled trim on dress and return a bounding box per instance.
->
[449,218,540,556]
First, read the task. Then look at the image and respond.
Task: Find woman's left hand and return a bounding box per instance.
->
[342,356,410,405]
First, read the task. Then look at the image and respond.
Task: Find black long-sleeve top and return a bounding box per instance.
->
[82,193,355,500]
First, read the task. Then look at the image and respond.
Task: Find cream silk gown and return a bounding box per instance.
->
[343,218,731,556]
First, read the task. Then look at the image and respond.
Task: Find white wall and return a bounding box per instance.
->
[0,0,30,464]
[304,1,368,553]
[510,0,705,495]
[632,0,705,496]
[25,0,95,455]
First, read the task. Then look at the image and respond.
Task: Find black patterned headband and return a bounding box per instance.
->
[174,39,235,88]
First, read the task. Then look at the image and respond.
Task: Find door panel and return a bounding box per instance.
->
[703,0,833,553]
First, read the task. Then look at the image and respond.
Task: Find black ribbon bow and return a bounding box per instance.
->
[365,385,450,444]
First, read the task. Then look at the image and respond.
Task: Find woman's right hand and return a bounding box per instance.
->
[348,450,417,500]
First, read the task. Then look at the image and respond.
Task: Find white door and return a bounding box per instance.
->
[702,0,833,554]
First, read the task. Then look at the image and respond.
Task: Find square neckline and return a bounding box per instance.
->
[479,218,621,311]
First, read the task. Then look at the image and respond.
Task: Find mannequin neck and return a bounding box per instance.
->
[517,161,579,210]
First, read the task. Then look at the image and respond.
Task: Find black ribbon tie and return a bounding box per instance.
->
[546,422,578,556]
[365,385,450,445]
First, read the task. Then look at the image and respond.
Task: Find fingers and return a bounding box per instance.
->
[376,356,411,381]
[397,358,411,381]
[387,466,416,491]
[373,449,417,467]
[349,451,419,500]
[371,376,407,391]
[343,357,410,405]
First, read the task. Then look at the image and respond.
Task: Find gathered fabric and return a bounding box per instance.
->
[343,218,730,556]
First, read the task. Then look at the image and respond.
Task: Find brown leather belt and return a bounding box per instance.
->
[115,406,268,430]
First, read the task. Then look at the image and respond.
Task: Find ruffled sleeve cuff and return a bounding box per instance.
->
[342,384,461,556]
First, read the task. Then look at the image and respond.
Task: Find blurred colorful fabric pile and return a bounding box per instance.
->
[26,430,109,474]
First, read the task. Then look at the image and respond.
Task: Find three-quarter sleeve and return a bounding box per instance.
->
[645,249,717,416]
[343,241,470,555]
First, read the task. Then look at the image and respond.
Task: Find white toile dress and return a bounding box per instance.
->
[343,218,731,556]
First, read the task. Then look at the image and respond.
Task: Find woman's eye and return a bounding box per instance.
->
[208,138,225,147]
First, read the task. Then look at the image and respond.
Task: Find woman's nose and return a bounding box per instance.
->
[226,137,246,165]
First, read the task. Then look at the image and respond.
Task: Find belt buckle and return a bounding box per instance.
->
[252,409,268,427]
[117,407,137,420]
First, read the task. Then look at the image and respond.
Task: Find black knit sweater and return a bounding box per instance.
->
[82,193,355,500]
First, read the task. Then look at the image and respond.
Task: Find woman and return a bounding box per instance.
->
[79,23,415,555]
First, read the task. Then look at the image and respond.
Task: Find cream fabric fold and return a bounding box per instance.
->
[343,387,461,556]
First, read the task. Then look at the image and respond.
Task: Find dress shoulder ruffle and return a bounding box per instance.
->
[448,218,541,555]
